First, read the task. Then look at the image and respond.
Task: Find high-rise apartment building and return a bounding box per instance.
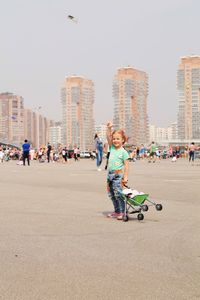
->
[113,67,149,145]
[177,55,200,139]
[24,109,53,148]
[0,92,24,146]
[149,122,177,143]
[61,76,95,150]
[170,122,178,140]
[49,122,62,146]
[0,93,54,148]
[24,108,35,145]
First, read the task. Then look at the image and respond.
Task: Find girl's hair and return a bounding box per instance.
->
[94,133,98,139]
[112,130,127,144]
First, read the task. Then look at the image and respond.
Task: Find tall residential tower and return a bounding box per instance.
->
[177,55,200,139]
[0,92,24,146]
[61,76,95,150]
[113,67,149,145]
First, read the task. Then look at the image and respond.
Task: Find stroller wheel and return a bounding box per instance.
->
[123,215,129,222]
[156,204,163,211]
[137,213,144,221]
[142,205,148,212]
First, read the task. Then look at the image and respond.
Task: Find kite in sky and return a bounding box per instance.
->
[67,15,78,24]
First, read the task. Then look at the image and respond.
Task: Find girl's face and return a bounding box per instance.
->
[112,132,123,149]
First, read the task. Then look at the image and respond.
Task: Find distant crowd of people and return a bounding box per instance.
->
[0,142,83,165]
[0,140,199,166]
[0,141,98,165]
[126,142,200,163]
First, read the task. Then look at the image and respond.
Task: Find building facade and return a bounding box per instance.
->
[170,122,178,140]
[0,92,24,146]
[113,67,149,145]
[0,93,54,148]
[177,55,200,139]
[23,109,53,149]
[49,122,62,147]
[61,76,95,150]
[24,108,35,146]
[149,122,178,144]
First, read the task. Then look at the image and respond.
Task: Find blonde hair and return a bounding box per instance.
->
[112,130,127,144]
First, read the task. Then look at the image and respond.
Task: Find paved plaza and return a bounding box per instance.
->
[0,158,200,300]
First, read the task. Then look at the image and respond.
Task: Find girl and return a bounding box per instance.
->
[106,122,129,220]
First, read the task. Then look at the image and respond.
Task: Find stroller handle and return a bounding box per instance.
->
[123,183,130,189]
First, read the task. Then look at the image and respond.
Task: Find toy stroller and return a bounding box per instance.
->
[121,186,163,222]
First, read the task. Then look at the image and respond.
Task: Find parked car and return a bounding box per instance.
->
[80,151,91,158]
[90,151,96,160]
[195,151,200,159]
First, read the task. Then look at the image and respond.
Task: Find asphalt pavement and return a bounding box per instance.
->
[0,158,200,300]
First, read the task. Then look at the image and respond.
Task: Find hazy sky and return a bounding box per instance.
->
[0,0,199,126]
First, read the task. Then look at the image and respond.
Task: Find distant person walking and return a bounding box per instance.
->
[94,133,103,171]
[47,143,52,163]
[0,147,5,163]
[62,147,68,163]
[22,139,30,166]
[77,147,80,160]
[139,144,146,159]
[73,146,78,161]
[148,141,156,163]
[189,142,195,162]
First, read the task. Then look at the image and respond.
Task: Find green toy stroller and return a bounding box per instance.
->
[121,186,163,222]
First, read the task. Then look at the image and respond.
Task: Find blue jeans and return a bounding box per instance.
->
[189,151,194,162]
[107,172,125,213]
[96,148,103,167]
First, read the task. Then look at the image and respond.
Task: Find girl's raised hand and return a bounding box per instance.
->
[107,121,113,128]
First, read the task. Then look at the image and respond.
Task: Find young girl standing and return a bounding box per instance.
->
[106,122,129,220]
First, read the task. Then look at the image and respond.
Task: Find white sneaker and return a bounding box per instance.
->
[97,168,102,171]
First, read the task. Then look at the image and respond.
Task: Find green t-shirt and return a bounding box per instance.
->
[150,144,156,153]
[108,145,129,172]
